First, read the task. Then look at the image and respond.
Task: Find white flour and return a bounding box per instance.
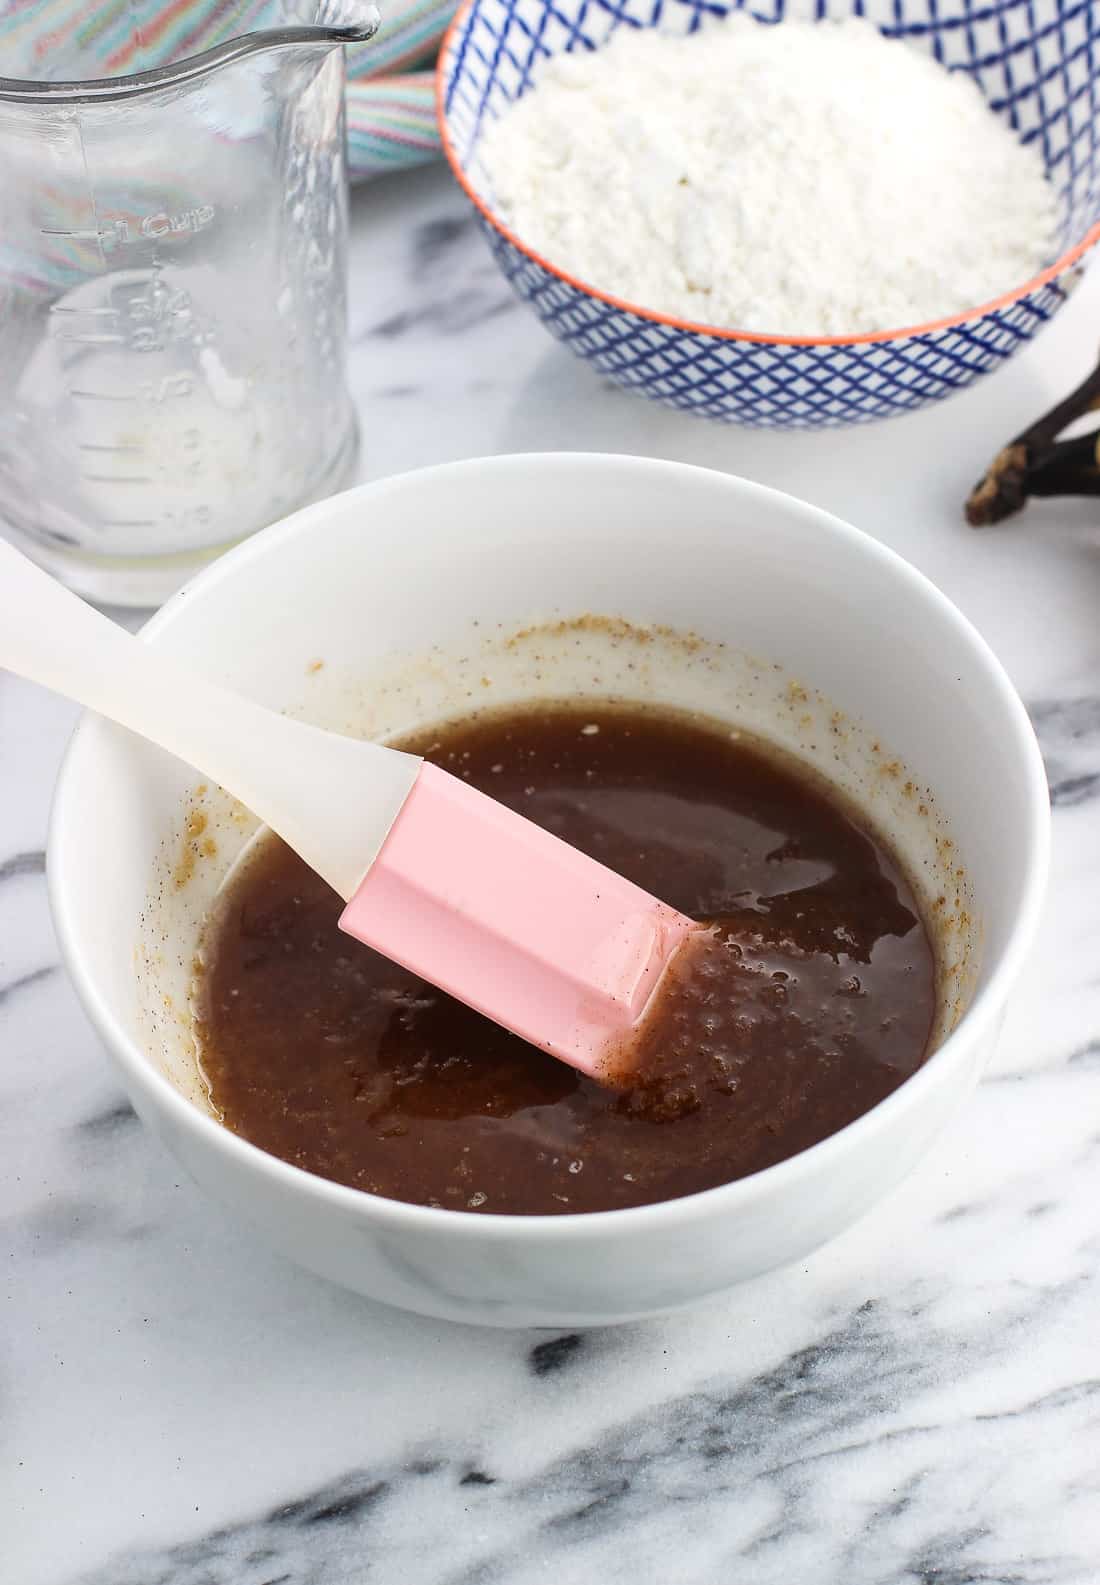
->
[479,17,1058,336]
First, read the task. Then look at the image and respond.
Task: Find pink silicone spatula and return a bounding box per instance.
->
[0,538,698,1078]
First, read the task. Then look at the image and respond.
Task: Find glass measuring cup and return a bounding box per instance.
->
[0,1,378,605]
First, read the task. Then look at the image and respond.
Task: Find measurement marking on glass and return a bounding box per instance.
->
[38,228,101,239]
[69,389,134,402]
[80,473,153,485]
[102,520,158,529]
[53,332,127,346]
[77,442,145,454]
[49,305,119,317]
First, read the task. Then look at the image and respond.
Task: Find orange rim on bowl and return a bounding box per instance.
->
[435,2,1100,350]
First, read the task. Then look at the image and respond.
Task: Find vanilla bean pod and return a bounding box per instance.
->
[965,354,1100,527]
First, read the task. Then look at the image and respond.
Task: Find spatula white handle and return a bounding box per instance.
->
[0,539,421,900]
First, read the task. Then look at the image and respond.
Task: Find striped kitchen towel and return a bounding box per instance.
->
[346,0,453,179]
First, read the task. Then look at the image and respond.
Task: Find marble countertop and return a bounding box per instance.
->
[5,163,1100,1585]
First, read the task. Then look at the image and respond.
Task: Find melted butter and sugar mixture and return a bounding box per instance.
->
[195,703,936,1214]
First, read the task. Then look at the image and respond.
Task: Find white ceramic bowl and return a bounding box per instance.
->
[49,455,1049,1327]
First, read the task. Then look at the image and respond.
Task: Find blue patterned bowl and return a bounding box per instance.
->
[439,0,1100,427]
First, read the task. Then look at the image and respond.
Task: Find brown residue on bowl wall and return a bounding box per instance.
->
[174,810,211,890]
[503,613,707,656]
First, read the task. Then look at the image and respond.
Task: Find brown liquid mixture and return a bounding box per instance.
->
[196,704,936,1214]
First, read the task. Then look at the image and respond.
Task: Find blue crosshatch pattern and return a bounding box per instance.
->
[442,0,1100,426]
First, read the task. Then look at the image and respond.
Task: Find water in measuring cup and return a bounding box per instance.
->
[9,268,333,560]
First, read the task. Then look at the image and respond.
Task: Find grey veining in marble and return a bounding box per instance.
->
[4,162,1100,1585]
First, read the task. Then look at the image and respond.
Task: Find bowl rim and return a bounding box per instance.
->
[49,453,1051,1244]
[436,0,1100,350]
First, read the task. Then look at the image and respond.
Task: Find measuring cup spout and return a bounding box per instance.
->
[0,5,380,103]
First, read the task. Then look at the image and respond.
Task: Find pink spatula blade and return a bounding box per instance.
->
[339,763,698,1077]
